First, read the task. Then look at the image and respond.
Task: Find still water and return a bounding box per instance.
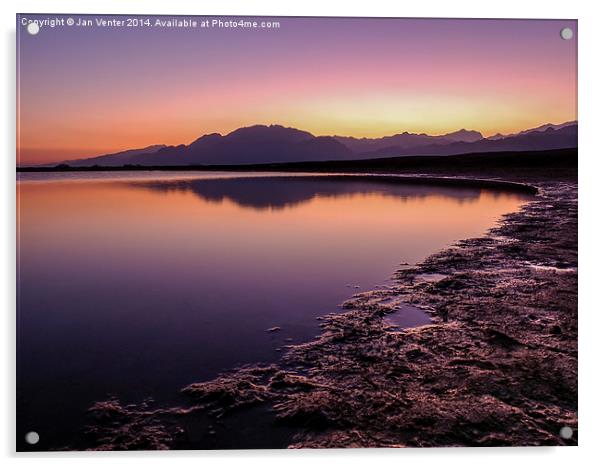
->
[16,172,531,449]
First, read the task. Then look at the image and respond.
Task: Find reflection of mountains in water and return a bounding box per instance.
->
[127,175,526,210]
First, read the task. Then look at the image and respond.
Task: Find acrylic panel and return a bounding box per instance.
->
[16,14,577,451]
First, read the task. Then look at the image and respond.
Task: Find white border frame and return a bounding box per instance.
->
[3,1,600,464]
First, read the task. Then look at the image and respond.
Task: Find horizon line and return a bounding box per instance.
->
[17,119,578,167]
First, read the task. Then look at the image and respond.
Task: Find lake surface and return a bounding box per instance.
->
[16,171,531,449]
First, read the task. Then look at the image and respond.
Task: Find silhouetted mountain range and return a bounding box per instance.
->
[55,121,577,167]
[360,124,577,158]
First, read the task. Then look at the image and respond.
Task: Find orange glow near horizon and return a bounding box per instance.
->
[18,177,530,264]
[17,16,577,165]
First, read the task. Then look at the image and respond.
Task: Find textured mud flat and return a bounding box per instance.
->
[80,180,577,450]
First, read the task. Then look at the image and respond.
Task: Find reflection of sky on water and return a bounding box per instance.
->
[16,173,531,449]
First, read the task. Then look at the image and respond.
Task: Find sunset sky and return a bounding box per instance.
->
[17,15,577,165]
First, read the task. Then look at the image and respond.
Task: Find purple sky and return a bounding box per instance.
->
[17,15,577,164]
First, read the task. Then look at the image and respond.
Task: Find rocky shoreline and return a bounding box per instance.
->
[80,178,577,450]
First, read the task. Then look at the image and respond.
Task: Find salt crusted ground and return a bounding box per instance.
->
[79,180,577,450]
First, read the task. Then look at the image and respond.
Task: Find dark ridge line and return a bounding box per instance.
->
[17,148,577,173]
[16,170,538,196]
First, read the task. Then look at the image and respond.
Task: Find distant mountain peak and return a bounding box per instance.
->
[441,128,483,143]
[225,124,314,143]
[490,120,577,140]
